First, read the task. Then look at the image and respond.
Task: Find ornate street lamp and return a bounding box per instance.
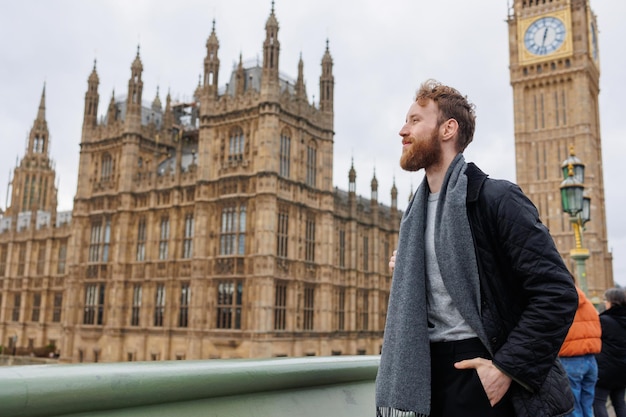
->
[560,146,591,295]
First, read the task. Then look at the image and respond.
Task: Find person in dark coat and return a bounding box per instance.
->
[594,287,626,417]
[375,79,578,417]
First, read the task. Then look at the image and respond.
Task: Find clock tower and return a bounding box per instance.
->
[507,0,613,297]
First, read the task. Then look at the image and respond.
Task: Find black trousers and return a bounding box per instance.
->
[430,338,515,417]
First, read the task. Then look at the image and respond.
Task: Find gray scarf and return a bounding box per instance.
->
[375,154,489,417]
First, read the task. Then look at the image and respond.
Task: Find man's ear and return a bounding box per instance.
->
[440,118,459,142]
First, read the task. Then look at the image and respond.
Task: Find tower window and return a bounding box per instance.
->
[159,217,170,260]
[52,292,63,322]
[280,130,291,178]
[306,144,317,187]
[303,285,315,330]
[335,287,345,331]
[178,283,190,328]
[182,214,194,259]
[229,128,245,161]
[17,243,26,276]
[338,229,346,268]
[357,289,369,331]
[274,280,287,330]
[101,153,113,182]
[0,245,7,276]
[36,243,46,275]
[12,293,21,322]
[305,217,316,262]
[216,280,243,329]
[89,218,111,263]
[220,204,246,255]
[57,241,67,274]
[31,293,41,322]
[277,210,289,258]
[131,284,142,326]
[154,284,166,327]
[136,217,146,261]
[84,283,105,325]
[363,236,369,271]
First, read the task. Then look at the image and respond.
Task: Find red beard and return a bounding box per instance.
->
[400,127,441,172]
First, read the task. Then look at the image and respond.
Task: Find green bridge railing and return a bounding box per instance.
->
[0,355,379,417]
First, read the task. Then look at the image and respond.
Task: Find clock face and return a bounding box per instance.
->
[524,16,566,56]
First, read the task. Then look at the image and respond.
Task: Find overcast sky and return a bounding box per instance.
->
[1,1,625,286]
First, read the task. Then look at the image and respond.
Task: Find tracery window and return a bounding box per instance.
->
[154,284,166,327]
[136,217,146,261]
[306,143,317,187]
[280,129,291,177]
[131,284,142,326]
[178,283,190,328]
[182,214,194,259]
[159,217,170,260]
[216,280,243,329]
[305,217,316,262]
[277,210,289,258]
[229,127,245,161]
[101,153,113,182]
[220,204,246,255]
[84,283,105,325]
[274,280,287,330]
[89,218,111,263]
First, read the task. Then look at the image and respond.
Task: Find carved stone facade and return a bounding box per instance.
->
[508,0,613,297]
[0,6,400,362]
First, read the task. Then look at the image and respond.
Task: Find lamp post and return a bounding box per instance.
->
[560,146,591,295]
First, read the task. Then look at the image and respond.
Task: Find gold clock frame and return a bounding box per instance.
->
[518,8,573,65]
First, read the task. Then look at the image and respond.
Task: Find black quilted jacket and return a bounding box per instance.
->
[465,163,578,417]
[596,305,626,389]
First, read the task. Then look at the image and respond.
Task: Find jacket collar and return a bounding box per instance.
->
[465,162,488,203]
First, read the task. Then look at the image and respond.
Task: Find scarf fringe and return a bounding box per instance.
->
[376,406,427,417]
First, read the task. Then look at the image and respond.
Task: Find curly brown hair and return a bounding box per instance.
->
[415,79,476,152]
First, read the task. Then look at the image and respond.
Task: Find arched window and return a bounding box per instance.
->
[229,127,245,161]
[306,141,317,187]
[220,203,247,255]
[101,153,113,182]
[279,128,291,178]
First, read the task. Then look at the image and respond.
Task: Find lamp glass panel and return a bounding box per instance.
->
[582,197,591,223]
[561,185,583,215]
[573,163,585,184]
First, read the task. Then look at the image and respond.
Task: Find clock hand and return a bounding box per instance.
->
[541,27,548,46]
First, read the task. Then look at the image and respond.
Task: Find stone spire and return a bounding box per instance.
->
[125,45,144,132]
[319,39,334,113]
[204,18,220,97]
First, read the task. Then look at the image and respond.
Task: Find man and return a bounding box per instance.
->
[375,79,578,417]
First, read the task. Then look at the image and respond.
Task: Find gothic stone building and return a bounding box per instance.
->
[0,6,401,362]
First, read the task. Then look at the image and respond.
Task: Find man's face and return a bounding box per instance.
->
[399,100,442,172]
